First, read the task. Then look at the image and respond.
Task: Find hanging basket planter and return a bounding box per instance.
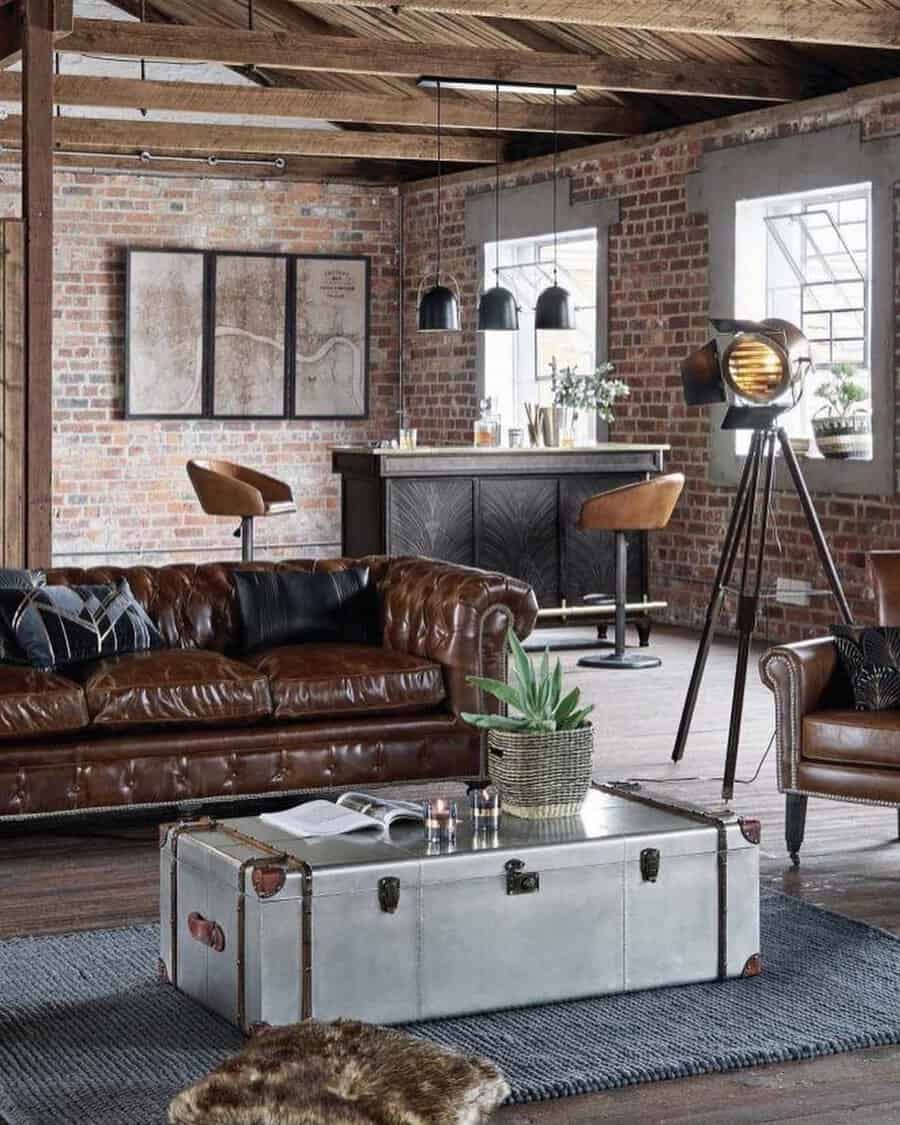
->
[811,413,872,460]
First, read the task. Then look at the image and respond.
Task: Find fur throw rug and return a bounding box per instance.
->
[168,1019,510,1125]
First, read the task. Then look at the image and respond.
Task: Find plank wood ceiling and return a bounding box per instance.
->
[25,1,900,181]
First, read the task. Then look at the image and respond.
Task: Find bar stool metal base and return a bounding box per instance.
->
[578,652,662,670]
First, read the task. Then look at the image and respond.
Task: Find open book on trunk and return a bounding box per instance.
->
[259,792,425,838]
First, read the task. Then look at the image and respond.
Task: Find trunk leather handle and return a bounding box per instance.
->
[187,911,226,953]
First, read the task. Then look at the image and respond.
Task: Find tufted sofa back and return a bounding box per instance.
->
[45,558,392,654]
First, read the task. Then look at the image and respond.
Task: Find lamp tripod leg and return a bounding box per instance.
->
[777,428,853,625]
[722,429,777,800]
[671,431,762,764]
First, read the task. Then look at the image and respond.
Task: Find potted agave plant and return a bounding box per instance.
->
[462,629,594,819]
[811,363,872,459]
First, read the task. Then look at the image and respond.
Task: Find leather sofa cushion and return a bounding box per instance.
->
[249,643,446,720]
[81,649,272,729]
[0,666,88,739]
[803,709,900,770]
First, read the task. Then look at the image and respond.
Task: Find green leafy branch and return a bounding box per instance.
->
[814,363,869,420]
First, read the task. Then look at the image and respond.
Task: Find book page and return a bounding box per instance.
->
[260,800,378,837]
[337,792,425,827]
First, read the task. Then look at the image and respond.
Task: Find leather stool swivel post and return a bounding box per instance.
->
[186,460,296,562]
[577,474,684,670]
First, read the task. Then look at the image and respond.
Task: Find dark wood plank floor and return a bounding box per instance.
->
[2,626,899,1123]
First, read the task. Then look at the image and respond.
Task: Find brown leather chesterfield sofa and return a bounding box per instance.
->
[760,550,900,864]
[0,556,538,820]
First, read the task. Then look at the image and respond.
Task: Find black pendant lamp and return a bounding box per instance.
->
[478,84,519,332]
[418,80,460,332]
[535,87,574,331]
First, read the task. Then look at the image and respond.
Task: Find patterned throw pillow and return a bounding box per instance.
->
[0,580,163,671]
[0,569,46,664]
[832,625,900,712]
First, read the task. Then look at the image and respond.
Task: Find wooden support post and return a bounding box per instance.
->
[22,0,54,567]
[1,222,25,568]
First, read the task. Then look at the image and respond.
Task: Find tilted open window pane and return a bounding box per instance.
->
[734,183,872,460]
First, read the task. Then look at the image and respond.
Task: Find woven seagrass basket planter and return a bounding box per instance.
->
[487,724,593,820]
[811,414,872,459]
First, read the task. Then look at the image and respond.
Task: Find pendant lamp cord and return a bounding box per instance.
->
[495,82,501,287]
[436,80,442,286]
[552,86,559,285]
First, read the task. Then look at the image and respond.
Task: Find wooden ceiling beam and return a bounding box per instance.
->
[0,112,497,161]
[0,72,649,135]
[296,0,900,50]
[60,18,816,101]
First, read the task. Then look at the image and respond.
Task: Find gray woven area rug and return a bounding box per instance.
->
[2,894,900,1125]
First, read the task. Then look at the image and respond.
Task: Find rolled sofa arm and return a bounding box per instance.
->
[378,557,539,717]
[758,637,845,791]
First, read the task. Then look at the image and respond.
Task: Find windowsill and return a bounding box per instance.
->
[709,429,892,496]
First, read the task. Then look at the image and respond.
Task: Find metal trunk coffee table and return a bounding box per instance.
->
[160,786,761,1033]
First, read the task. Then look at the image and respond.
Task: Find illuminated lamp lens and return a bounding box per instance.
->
[723,335,788,404]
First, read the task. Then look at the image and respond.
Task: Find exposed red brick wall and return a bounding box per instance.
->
[401,86,900,642]
[0,169,400,567]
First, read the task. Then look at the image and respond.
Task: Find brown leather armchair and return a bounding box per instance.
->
[760,551,900,864]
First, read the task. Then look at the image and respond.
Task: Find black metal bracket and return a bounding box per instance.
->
[505,858,540,895]
[640,848,661,883]
[378,876,401,914]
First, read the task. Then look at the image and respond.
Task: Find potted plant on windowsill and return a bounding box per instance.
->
[462,629,594,819]
[811,363,872,459]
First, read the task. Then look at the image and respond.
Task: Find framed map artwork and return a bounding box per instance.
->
[125,250,206,419]
[293,256,369,419]
[124,250,369,420]
[212,254,288,419]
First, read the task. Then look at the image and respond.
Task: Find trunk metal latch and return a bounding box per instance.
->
[640,848,661,883]
[505,858,540,895]
[378,876,401,913]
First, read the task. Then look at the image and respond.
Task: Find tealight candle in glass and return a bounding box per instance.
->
[424,798,458,845]
[470,786,500,832]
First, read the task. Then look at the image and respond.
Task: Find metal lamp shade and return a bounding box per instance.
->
[535,283,575,330]
[478,285,519,331]
[681,339,726,406]
[418,283,460,332]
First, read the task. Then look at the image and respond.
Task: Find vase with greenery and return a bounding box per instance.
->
[462,629,594,819]
[547,362,629,447]
[811,363,872,459]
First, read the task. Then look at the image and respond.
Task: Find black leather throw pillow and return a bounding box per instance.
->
[235,566,378,653]
[832,625,900,712]
[0,580,163,672]
[0,568,46,664]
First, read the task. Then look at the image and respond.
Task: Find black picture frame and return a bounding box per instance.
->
[209,250,291,422]
[124,248,371,422]
[291,254,371,421]
[125,247,208,420]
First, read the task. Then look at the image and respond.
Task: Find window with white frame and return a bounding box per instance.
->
[734,182,872,458]
[482,228,598,442]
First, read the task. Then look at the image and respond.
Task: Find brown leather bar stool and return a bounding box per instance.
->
[186,459,296,562]
[577,473,684,670]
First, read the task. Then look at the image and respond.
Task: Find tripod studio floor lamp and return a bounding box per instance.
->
[671,318,854,800]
